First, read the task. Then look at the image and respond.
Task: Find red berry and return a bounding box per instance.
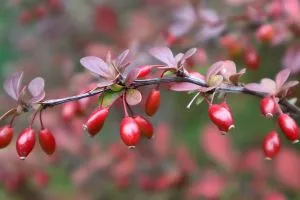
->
[256,24,274,43]
[219,101,232,113]
[33,170,49,188]
[16,128,36,160]
[208,104,235,134]
[34,5,47,19]
[133,116,154,139]
[39,129,56,155]
[145,89,161,116]
[83,107,109,137]
[0,125,13,148]
[244,48,260,70]
[61,101,82,121]
[120,117,141,148]
[277,113,299,143]
[262,131,281,160]
[19,10,33,25]
[260,97,276,118]
[137,66,152,78]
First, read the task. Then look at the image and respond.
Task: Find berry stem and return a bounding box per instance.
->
[122,92,129,117]
[30,110,40,129]
[272,95,283,115]
[39,109,45,130]
[9,114,17,128]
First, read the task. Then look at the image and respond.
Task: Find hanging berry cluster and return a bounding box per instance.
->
[0,72,56,159]
[1,47,299,160]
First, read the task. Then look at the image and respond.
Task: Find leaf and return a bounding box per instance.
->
[124,68,140,86]
[174,53,184,64]
[245,78,276,95]
[220,60,237,81]
[101,90,123,107]
[114,49,130,70]
[169,71,203,92]
[125,89,142,106]
[80,56,111,78]
[228,68,246,85]
[3,71,24,101]
[96,80,115,88]
[28,77,45,97]
[206,61,224,81]
[275,69,290,90]
[181,48,197,61]
[149,47,177,67]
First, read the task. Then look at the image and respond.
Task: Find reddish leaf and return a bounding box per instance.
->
[170,72,204,91]
[275,69,290,90]
[149,46,176,67]
[114,49,130,71]
[125,89,142,106]
[274,148,300,189]
[181,48,197,62]
[200,125,237,170]
[187,171,226,199]
[206,61,224,81]
[125,68,140,86]
[80,56,112,78]
[28,77,46,103]
[3,71,24,101]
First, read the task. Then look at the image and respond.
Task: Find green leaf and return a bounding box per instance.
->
[100,89,123,107]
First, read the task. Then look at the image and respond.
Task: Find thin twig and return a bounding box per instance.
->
[29,75,300,117]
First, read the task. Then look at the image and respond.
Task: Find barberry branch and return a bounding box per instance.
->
[40,75,300,117]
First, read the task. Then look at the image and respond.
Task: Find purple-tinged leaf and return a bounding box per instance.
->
[28,77,46,103]
[261,78,277,94]
[206,61,224,81]
[244,78,276,94]
[279,81,299,94]
[170,72,203,91]
[96,80,115,88]
[28,77,45,97]
[282,45,300,74]
[125,68,140,86]
[126,89,142,106]
[181,48,197,61]
[80,56,111,78]
[30,92,46,103]
[175,53,184,64]
[275,69,290,90]
[229,68,246,84]
[149,47,177,67]
[220,60,237,80]
[4,71,24,101]
[115,49,130,70]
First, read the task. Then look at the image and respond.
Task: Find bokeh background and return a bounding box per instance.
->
[0,0,300,199]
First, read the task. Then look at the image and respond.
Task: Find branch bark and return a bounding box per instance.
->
[39,75,300,117]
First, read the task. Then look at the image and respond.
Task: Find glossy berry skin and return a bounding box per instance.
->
[84,107,109,137]
[0,126,13,148]
[244,49,260,70]
[277,114,299,143]
[120,117,141,148]
[260,97,276,118]
[39,129,56,155]
[256,24,274,43]
[133,116,154,139]
[137,66,152,78]
[262,131,281,160]
[208,104,235,134]
[16,128,36,160]
[145,89,160,116]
